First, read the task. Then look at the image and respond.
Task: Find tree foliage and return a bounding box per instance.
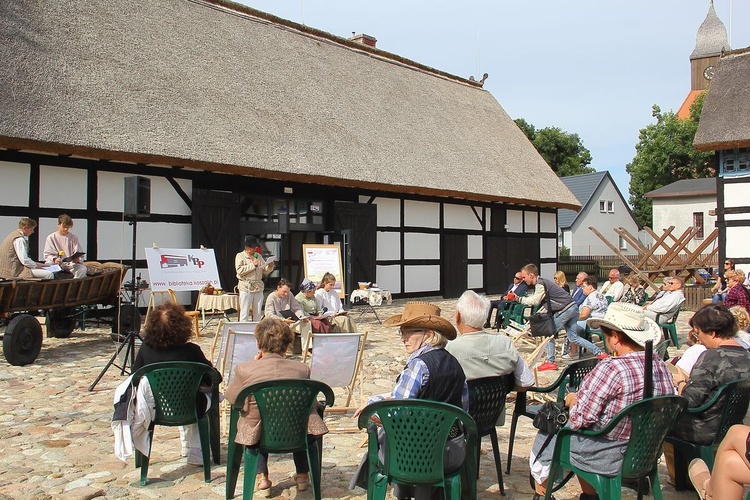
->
[625,93,714,228]
[514,118,594,177]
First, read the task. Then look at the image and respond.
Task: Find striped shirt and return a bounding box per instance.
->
[568,351,674,441]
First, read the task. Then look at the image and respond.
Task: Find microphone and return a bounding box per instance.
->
[322,307,328,314]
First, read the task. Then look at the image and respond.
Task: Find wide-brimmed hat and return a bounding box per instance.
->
[587,302,661,347]
[383,302,457,340]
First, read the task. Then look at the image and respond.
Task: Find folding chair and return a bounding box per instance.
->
[209,320,259,434]
[303,331,367,414]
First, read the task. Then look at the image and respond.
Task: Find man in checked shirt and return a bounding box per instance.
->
[529,303,674,500]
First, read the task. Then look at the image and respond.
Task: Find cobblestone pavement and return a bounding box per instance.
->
[0,297,700,499]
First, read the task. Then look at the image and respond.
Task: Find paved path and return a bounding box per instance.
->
[0,297,699,499]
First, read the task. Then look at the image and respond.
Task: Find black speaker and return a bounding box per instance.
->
[124,176,150,218]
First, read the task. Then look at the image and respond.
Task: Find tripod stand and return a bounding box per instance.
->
[89,217,142,391]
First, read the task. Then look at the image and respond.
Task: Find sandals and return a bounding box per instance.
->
[255,474,272,497]
[293,473,310,491]
[688,458,712,500]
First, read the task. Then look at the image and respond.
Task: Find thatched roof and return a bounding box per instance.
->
[694,47,750,151]
[0,0,579,210]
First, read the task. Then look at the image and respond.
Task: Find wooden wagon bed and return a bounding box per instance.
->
[1,263,127,366]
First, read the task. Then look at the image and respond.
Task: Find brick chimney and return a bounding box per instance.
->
[348,33,377,48]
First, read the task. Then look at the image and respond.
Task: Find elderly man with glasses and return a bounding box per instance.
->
[600,268,624,302]
[644,276,685,322]
[484,272,528,329]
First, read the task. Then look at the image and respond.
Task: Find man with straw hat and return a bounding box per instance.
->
[530,303,674,500]
[350,301,468,499]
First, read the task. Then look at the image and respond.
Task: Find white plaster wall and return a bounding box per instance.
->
[404,233,440,259]
[98,221,191,261]
[376,265,401,294]
[444,204,482,230]
[726,226,749,259]
[0,161,30,206]
[651,195,717,252]
[374,197,400,227]
[540,238,557,259]
[40,165,87,209]
[98,172,191,215]
[39,217,88,259]
[404,265,440,293]
[725,184,747,208]
[540,212,556,233]
[562,229,572,250]
[377,231,400,260]
[507,210,523,232]
[569,179,638,256]
[468,235,482,259]
[404,200,439,228]
[468,264,483,289]
[540,263,556,280]
[524,211,538,233]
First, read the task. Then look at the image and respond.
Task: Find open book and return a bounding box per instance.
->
[63,251,85,262]
[279,309,306,321]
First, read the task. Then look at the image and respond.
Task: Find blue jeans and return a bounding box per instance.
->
[547,304,579,363]
[567,320,603,356]
[712,292,726,304]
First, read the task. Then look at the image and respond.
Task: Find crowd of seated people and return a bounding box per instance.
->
[118,256,750,498]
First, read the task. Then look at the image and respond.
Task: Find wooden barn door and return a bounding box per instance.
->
[486,236,539,293]
[333,202,377,294]
[442,233,468,298]
[192,189,240,291]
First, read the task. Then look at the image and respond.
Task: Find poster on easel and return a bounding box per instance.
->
[302,244,345,298]
[144,247,221,291]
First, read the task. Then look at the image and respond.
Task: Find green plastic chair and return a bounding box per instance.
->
[545,395,687,500]
[467,375,514,494]
[225,379,334,500]
[132,361,222,486]
[357,399,479,500]
[505,303,539,329]
[654,300,685,347]
[666,378,750,490]
[506,358,600,473]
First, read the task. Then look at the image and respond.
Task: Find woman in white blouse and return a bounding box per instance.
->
[315,272,357,332]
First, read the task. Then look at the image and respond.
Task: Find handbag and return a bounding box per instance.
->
[532,400,569,435]
[530,280,557,337]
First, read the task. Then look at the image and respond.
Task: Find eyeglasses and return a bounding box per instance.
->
[514,276,522,280]
[399,328,426,337]
[725,262,732,265]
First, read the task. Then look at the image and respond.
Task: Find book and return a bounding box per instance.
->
[279,309,300,321]
[63,251,85,262]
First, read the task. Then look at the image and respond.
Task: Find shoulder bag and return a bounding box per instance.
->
[529,280,557,337]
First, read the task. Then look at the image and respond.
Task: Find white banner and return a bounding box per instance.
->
[145,247,221,291]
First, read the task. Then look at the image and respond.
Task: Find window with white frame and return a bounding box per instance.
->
[619,236,627,250]
[599,201,606,213]
[607,201,614,213]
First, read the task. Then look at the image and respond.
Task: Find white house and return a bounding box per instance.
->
[644,178,718,253]
[558,172,641,256]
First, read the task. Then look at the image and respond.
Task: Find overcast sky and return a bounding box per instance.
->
[237,0,749,201]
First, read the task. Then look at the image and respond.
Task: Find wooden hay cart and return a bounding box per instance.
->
[1,264,126,366]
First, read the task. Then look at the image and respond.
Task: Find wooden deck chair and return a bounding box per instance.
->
[210,320,259,435]
[303,331,367,416]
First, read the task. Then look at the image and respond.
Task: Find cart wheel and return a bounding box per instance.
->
[46,308,77,339]
[3,314,43,366]
[111,306,141,342]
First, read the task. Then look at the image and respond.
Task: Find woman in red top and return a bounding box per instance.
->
[723,270,750,310]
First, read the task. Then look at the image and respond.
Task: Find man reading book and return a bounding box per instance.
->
[43,214,87,278]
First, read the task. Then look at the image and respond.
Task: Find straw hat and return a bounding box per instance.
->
[587,302,661,347]
[383,302,457,340]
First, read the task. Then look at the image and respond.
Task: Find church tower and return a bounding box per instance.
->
[678,1,730,118]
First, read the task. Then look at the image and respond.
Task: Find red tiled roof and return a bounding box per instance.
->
[677,90,703,120]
